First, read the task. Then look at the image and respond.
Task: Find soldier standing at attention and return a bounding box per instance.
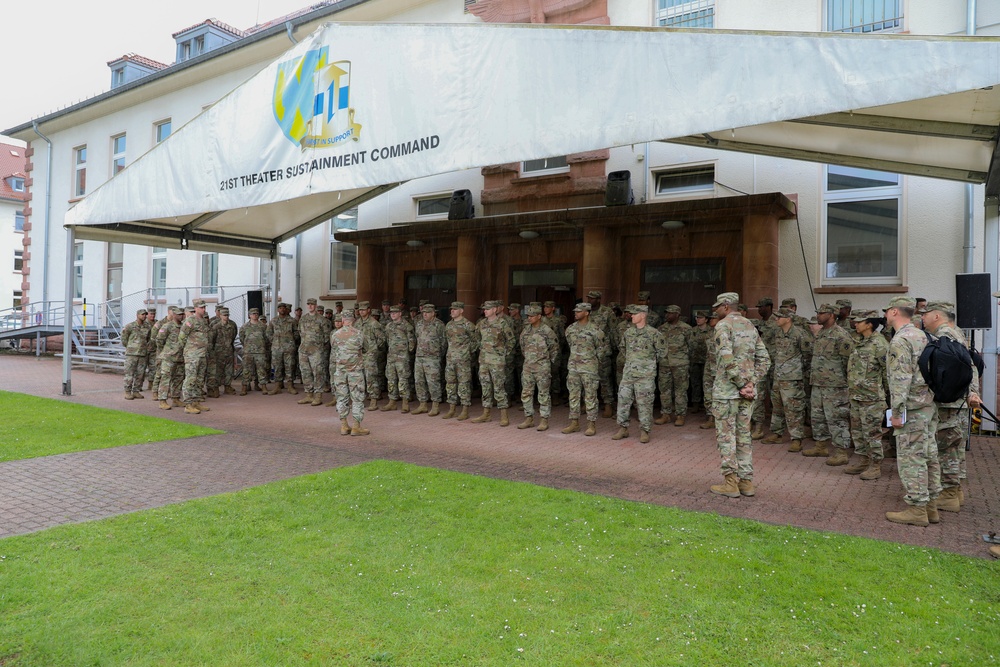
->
[802,304,854,465]
[709,292,770,498]
[835,299,857,337]
[563,302,606,436]
[843,309,889,479]
[586,290,617,418]
[884,296,941,526]
[688,311,710,414]
[699,312,720,430]
[749,297,779,440]
[763,308,812,451]
[356,300,387,410]
[332,309,370,436]
[613,305,665,444]
[297,298,333,406]
[517,304,560,431]
[507,303,525,403]
[121,308,150,400]
[178,299,213,414]
[541,301,566,406]
[149,309,171,398]
[613,306,632,387]
[156,306,186,409]
[444,302,478,421]
[143,309,157,390]
[637,291,660,329]
[655,305,692,427]
[208,307,238,398]
[239,308,270,395]
[381,305,417,413]
[266,303,299,395]
[473,300,515,426]
[413,303,447,416]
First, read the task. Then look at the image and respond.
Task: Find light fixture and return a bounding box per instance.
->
[406,239,425,248]
[661,220,685,230]
[519,230,540,240]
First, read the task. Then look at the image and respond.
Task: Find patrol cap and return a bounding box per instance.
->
[335,301,343,307]
[219,308,229,315]
[835,298,852,309]
[169,306,183,314]
[781,298,797,308]
[421,303,436,313]
[924,300,955,316]
[193,299,207,308]
[249,308,260,315]
[382,299,392,306]
[884,296,916,311]
[136,308,148,316]
[574,302,592,312]
[418,299,429,306]
[508,302,521,310]
[712,292,739,308]
[341,309,356,319]
[184,306,196,313]
[775,308,794,319]
[389,305,401,313]
[334,314,343,322]
[480,300,498,309]
[543,300,556,308]
[737,304,748,311]
[529,301,542,308]
[356,300,370,310]
[325,308,333,315]
[694,310,708,318]
[816,303,838,315]
[632,304,649,314]
[525,305,542,316]
[851,309,880,322]
[664,304,681,314]
[756,297,773,307]
[587,290,602,299]
[637,290,651,301]
[306,297,317,305]
[623,304,636,314]
[449,301,465,310]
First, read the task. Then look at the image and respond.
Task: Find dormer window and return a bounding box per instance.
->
[112,67,125,88]
[180,41,191,61]
[194,36,204,55]
[9,177,24,192]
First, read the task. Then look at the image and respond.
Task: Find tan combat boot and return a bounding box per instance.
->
[340,418,351,436]
[324,396,337,407]
[499,409,510,427]
[802,440,829,457]
[125,391,134,400]
[208,387,220,399]
[602,404,614,419]
[825,448,850,466]
[401,399,410,414]
[194,402,211,412]
[585,421,597,437]
[224,385,236,395]
[351,420,371,436]
[440,404,456,419]
[750,423,765,440]
[699,416,715,430]
[844,455,871,475]
[133,391,145,400]
[310,392,323,406]
[268,382,283,395]
[184,403,201,414]
[298,393,313,405]
[639,429,650,443]
[936,487,961,513]
[885,505,929,526]
[456,405,470,421]
[286,381,298,395]
[471,408,492,423]
[561,419,580,434]
[159,399,171,410]
[654,413,671,425]
[926,499,940,524]
[172,398,184,408]
[517,416,535,430]
[611,427,629,441]
[762,433,783,444]
[427,402,440,417]
[674,415,685,427]
[710,473,741,498]
[536,417,549,432]
[860,459,882,480]
[411,402,428,415]
[379,399,398,412]
[240,384,249,396]
[367,397,377,410]
[787,439,803,453]
[738,478,755,497]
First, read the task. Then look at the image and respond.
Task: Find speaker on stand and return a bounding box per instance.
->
[956,273,992,330]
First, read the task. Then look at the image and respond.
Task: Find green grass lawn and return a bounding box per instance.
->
[0,390,222,462]
[0,461,996,666]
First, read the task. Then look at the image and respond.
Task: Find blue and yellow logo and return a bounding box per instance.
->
[273,47,362,150]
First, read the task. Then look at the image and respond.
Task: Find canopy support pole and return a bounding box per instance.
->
[62,226,75,395]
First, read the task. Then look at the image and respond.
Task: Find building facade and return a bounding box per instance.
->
[0,142,28,320]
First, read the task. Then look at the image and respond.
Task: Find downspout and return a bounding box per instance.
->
[286,20,301,308]
[965,0,977,273]
[31,121,53,312]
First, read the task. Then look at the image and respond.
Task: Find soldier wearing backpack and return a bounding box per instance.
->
[921,301,981,513]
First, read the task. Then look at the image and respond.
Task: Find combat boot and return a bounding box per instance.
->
[639,429,650,443]
[536,417,549,432]
[611,427,629,441]
[427,402,440,417]
[674,415,685,427]
[471,408,492,423]
[518,416,535,430]
[762,433,783,444]
[208,387,220,399]
[802,440,829,457]
[926,499,940,524]
[268,382,283,395]
[172,398,184,408]
[585,421,597,436]
[885,505,929,526]
[561,419,580,434]
[125,391,134,400]
[310,392,323,406]
[133,391,145,400]
[499,409,510,427]
[844,455,871,475]
[654,413,671,425]
[324,396,337,407]
[441,404,456,419]
[298,393,313,405]
[699,416,715,430]
[456,406,470,421]
[412,402,429,415]
[380,399,398,412]
[286,381,298,395]
[239,384,249,396]
[936,487,960,513]
[710,474,741,498]
[351,420,370,436]
[184,403,201,414]
[750,423,765,440]
[367,397,377,410]
[787,439,803,453]
[825,448,850,466]
[194,402,210,412]
[401,399,410,414]
[159,399,171,410]
[738,478,755,497]
[602,404,614,419]
[340,418,351,436]
[224,385,236,395]
[860,459,882,480]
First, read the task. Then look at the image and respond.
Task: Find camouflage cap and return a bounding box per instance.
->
[193,299,207,308]
[136,308,148,316]
[325,309,333,315]
[737,304,748,311]
[335,301,343,307]
[574,302,592,312]
[248,308,260,315]
[543,300,556,308]
[637,290,651,301]
[389,305,401,313]
[382,299,392,305]
[885,296,916,311]
[808,316,818,324]
[219,308,229,315]
[775,308,794,319]
[341,309,356,319]
[924,300,955,316]
[623,304,636,314]
[169,306,183,314]
[529,302,542,308]
[356,300,370,310]
[587,290,602,299]
[694,310,708,318]
[306,298,317,305]
[851,309,880,322]
[334,314,342,322]
[756,297,773,307]
[708,311,720,321]
[712,292,739,308]
[508,302,521,310]
[525,305,542,316]
[816,303,838,315]
[632,304,649,314]
[480,300,497,309]
[418,299,429,306]
[449,301,465,310]
[780,297,797,307]
[184,306,196,313]
[664,304,681,314]
[835,298,852,309]
[421,304,436,313]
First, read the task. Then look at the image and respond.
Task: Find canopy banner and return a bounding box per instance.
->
[65,22,1000,229]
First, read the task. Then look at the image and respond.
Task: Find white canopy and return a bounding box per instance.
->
[65,22,1000,256]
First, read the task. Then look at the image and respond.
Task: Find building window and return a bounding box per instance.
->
[14,212,24,232]
[155,119,172,143]
[14,250,23,272]
[73,145,87,197]
[9,177,24,192]
[73,243,84,299]
[329,242,357,293]
[111,134,126,175]
[822,165,901,284]
[106,242,124,321]
[201,253,219,295]
[112,67,125,88]
[415,194,451,219]
[13,290,22,309]
[655,0,715,28]
[180,41,191,62]
[654,164,715,197]
[827,0,902,33]
[194,36,204,55]
[152,247,167,297]
[521,156,569,177]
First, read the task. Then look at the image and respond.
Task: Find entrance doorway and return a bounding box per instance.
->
[405,270,457,321]
[509,265,577,317]
[641,259,724,323]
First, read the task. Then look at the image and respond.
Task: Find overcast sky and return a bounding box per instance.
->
[1,0,317,142]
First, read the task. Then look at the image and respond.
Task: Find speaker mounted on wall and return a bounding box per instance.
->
[604,170,634,207]
[447,189,475,220]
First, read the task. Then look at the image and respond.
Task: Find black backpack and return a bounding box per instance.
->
[918,331,973,404]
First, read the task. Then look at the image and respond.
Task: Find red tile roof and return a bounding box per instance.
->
[0,142,28,202]
[106,53,170,70]
[246,1,338,34]
[172,18,247,39]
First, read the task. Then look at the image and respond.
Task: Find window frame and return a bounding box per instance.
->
[826,0,903,33]
[111,133,126,175]
[651,162,716,200]
[9,177,24,192]
[14,249,23,273]
[151,247,167,297]
[521,156,569,177]
[73,145,87,198]
[327,219,358,295]
[655,0,715,28]
[200,252,219,296]
[14,211,25,232]
[154,119,172,144]
[73,242,84,299]
[414,192,452,220]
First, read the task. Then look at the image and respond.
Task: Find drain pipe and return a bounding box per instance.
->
[31,121,53,312]
[965,0,977,273]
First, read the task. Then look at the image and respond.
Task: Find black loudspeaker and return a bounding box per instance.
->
[447,189,475,220]
[247,290,264,313]
[956,273,992,329]
[604,170,634,206]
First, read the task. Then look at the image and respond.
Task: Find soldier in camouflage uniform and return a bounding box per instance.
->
[843,309,889,479]
[239,308,270,394]
[207,307,238,398]
[266,303,299,394]
[709,292,771,498]
[542,301,566,406]
[155,306,186,409]
[613,306,631,386]
[655,305,692,427]
[749,297,779,439]
[296,298,333,406]
[637,291,660,329]
[517,304,560,431]
[380,305,417,413]
[922,300,981,512]
[586,291,617,418]
[356,301,387,410]
[332,309,370,436]
[835,298,853,332]
[700,313,720,430]
[473,300,516,426]
[178,299,213,414]
[884,296,941,526]
[506,303,524,403]
[781,297,814,421]
[444,301,479,421]
[614,305,666,443]
[762,308,812,451]
[413,303,447,416]
[563,302,607,436]
[149,309,171,398]
[121,308,151,400]
[323,308,335,393]
[143,309,157,390]
[688,311,710,413]
[802,304,854,465]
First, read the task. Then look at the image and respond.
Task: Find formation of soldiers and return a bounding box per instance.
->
[120,290,980,526]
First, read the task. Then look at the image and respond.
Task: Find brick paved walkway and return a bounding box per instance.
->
[1,354,997,558]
